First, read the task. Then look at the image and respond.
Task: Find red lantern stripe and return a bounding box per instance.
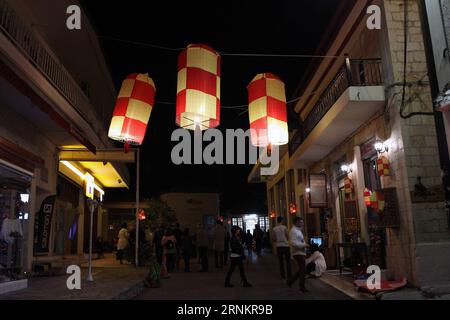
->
[183,68,218,97]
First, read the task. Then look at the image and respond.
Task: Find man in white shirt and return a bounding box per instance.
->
[287,216,309,292]
[272,216,291,279]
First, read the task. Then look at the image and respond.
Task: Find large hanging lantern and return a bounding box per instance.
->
[176,44,221,130]
[108,73,156,145]
[247,73,288,147]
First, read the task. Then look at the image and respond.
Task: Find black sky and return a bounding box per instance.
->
[81,0,342,213]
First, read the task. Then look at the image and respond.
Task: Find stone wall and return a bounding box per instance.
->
[382,0,450,290]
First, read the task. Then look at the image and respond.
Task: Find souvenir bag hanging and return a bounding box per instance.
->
[377,156,390,177]
[364,188,372,207]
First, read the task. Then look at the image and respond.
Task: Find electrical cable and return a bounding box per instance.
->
[99,35,344,59]
[399,0,434,119]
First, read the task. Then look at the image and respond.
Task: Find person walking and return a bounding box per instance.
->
[213,220,225,269]
[224,230,230,266]
[253,224,263,256]
[116,223,129,264]
[152,225,164,265]
[161,228,177,273]
[224,226,252,288]
[180,228,194,272]
[245,230,253,260]
[272,216,292,279]
[287,217,309,292]
[196,223,209,272]
[173,223,182,271]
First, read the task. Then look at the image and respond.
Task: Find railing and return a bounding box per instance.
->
[289,58,383,156]
[0,0,91,121]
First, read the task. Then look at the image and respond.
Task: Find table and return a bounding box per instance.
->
[334,242,369,276]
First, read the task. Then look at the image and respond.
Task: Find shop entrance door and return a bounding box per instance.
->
[363,156,387,269]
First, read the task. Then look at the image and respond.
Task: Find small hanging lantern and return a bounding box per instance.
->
[247,73,288,147]
[377,156,390,177]
[269,210,276,219]
[289,203,297,215]
[344,177,353,195]
[364,188,372,207]
[138,209,146,221]
[108,73,156,146]
[176,44,221,130]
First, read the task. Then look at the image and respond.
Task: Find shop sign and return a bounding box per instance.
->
[33,195,56,254]
[85,173,94,200]
[308,174,327,208]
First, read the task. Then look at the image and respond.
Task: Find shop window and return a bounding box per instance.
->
[231,217,243,230]
[277,179,287,219]
[258,216,269,232]
[0,163,31,284]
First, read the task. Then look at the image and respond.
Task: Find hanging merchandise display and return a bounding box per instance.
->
[247,73,288,147]
[176,44,221,130]
[344,177,353,195]
[370,191,385,213]
[108,73,156,146]
[377,156,391,177]
[364,188,372,207]
[289,203,297,215]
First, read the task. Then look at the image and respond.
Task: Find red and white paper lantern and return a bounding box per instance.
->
[176,44,221,130]
[108,73,156,145]
[247,73,288,147]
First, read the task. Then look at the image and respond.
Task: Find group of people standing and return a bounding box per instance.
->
[272,216,327,293]
[116,216,325,292]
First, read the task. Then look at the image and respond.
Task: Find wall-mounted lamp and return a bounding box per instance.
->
[374,140,389,154]
[306,187,311,193]
[341,164,353,174]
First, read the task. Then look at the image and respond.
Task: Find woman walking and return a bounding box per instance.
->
[161,228,177,273]
[224,226,252,288]
[116,223,129,264]
[180,228,194,272]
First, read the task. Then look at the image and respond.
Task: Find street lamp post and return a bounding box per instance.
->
[86,198,99,282]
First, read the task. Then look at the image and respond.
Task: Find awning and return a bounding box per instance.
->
[58,148,134,189]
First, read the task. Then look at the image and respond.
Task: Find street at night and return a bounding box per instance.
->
[0,0,450,315]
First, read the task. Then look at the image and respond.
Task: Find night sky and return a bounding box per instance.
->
[80,0,343,213]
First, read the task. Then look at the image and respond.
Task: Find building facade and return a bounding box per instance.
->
[0,0,129,293]
[249,0,450,294]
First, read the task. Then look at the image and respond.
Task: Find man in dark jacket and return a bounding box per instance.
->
[224,226,252,288]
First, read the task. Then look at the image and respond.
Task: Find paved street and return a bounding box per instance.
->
[135,252,351,300]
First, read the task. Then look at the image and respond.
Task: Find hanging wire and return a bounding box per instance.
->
[155,95,304,111]
[99,35,344,59]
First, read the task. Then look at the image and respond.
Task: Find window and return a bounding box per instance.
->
[232,217,243,229]
[258,216,269,231]
[287,170,295,204]
[277,179,286,218]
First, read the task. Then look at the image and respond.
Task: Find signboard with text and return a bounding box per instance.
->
[309,174,327,208]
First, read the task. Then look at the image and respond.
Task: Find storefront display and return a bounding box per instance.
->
[0,163,31,284]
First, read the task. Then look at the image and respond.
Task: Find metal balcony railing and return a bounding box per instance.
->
[289,58,383,156]
[0,0,91,122]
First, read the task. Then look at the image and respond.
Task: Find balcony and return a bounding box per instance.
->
[289,58,385,168]
[0,0,106,152]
